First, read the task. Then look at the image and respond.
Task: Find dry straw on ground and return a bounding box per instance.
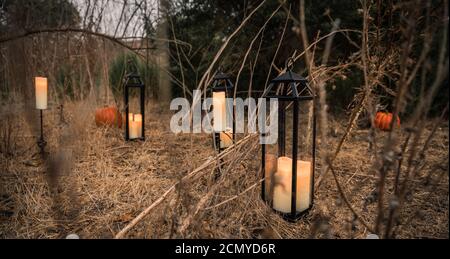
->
[0,102,447,239]
[0,0,448,239]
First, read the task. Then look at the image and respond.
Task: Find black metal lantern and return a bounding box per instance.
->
[124,62,145,141]
[261,60,316,221]
[210,69,235,153]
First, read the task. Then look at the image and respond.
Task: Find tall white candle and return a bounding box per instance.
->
[134,114,143,138]
[220,128,233,149]
[213,91,226,132]
[272,157,312,213]
[35,77,48,110]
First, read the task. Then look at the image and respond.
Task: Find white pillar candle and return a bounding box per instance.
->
[213,91,226,132]
[296,160,312,212]
[35,77,48,110]
[220,128,233,149]
[128,113,134,136]
[129,121,139,139]
[272,157,312,213]
[128,113,139,139]
[264,154,278,202]
[134,114,143,138]
[273,157,292,213]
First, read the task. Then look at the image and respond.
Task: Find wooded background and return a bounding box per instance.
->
[0,0,448,239]
[0,0,448,116]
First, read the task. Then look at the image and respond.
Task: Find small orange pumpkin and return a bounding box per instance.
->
[374,112,400,131]
[95,107,123,128]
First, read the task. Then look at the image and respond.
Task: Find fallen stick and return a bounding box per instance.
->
[114,134,257,239]
[115,185,177,239]
[177,168,220,235]
[176,140,260,236]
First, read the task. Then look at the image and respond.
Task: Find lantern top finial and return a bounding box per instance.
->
[123,60,144,88]
[213,66,231,81]
[271,58,307,83]
[126,59,139,76]
[211,67,234,92]
[270,71,307,83]
[263,58,313,100]
[286,57,294,71]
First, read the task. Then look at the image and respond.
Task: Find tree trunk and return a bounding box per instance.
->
[156,0,172,107]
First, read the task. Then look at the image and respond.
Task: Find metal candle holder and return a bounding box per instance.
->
[37,109,47,154]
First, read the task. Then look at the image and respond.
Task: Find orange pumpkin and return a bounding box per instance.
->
[95,107,123,128]
[374,112,400,131]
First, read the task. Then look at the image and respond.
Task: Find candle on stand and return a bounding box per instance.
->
[220,128,233,149]
[134,114,143,138]
[213,92,226,132]
[35,77,48,110]
[272,156,312,213]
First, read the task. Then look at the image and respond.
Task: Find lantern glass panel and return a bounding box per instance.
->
[127,88,144,114]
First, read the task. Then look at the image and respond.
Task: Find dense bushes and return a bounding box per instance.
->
[109,53,158,101]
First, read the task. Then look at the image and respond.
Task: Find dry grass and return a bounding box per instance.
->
[0,0,448,240]
[0,101,447,239]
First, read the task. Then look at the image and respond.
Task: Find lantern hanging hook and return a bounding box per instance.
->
[285,57,295,71]
[127,58,138,75]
